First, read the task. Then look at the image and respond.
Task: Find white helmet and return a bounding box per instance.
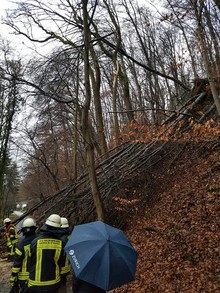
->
[22,218,37,234]
[22,218,36,228]
[3,218,11,224]
[61,217,69,228]
[45,214,61,228]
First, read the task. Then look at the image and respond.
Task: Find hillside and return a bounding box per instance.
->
[111,139,220,292]
[0,139,219,292]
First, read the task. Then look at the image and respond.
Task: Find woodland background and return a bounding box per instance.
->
[0,0,219,225]
[0,1,220,292]
[0,138,219,292]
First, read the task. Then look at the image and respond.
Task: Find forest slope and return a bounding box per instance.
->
[0,139,219,293]
[110,139,220,292]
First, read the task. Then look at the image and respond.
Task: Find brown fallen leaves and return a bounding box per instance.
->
[111,140,220,293]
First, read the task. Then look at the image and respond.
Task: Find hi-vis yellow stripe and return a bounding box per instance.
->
[37,239,61,248]
[12,267,20,273]
[18,272,29,280]
[54,249,61,280]
[29,278,61,286]
[36,247,42,282]
[34,238,62,284]
[20,244,31,277]
[15,248,22,256]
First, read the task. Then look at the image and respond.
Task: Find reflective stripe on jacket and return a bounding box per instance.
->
[11,233,37,281]
[28,226,65,289]
[5,224,18,255]
[6,224,18,244]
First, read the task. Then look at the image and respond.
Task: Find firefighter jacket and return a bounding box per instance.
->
[28,224,66,291]
[5,223,18,256]
[11,232,37,282]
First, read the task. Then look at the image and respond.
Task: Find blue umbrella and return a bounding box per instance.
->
[64,221,138,291]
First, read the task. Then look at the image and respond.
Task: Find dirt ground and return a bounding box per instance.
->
[0,257,12,293]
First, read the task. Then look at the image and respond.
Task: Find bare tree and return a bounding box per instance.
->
[81,0,105,221]
[163,0,220,115]
[194,0,220,115]
[0,47,22,217]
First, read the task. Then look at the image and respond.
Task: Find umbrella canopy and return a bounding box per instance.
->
[64,221,138,291]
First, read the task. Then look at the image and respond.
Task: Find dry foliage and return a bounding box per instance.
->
[110,138,220,292]
[1,117,219,293]
[119,119,220,144]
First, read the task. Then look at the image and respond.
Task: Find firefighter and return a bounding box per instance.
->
[27,214,66,293]
[3,217,18,261]
[59,217,71,293]
[10,217,38,293]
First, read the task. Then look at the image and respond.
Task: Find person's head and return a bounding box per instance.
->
[61,217,69,228]
[21,217,37,235]
[45,214,61,228]
[3,218,11,227]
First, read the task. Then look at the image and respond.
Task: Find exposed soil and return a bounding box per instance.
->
[0,256,12,293]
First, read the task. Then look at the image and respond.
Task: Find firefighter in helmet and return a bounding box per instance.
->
[10,217,38,292]
[27,214,66,293]
[59,217,71,293]
[3,217,18,261]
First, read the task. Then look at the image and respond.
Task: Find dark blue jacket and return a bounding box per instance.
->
[28,224,66,292]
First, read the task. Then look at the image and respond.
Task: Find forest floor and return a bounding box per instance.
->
[0,139,220,292]
[0,256,11,293]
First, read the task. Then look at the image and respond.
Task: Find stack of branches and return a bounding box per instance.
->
[4,140,205,229]
[1,84,219,231]
[163,78,218,127]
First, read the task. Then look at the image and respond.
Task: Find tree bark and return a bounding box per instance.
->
[213,0,220,11]
[89,47,108,156]
[81,0,105,221]
[112,60,120,146]
[194,3,220,115]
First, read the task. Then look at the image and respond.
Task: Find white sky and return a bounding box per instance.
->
[0,0,54,58]
[0,0,28,57]
[0,0,16,32]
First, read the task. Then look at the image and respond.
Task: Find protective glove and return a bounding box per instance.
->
[10,275,17,288]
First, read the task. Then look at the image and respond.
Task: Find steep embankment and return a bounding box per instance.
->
[0,140,219,292]
[111,140,220,292]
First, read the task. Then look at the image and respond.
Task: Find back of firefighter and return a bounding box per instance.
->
[10,217,37,292]
[59,217,71,293]
[27,214,66,293]
[4,217,18,261]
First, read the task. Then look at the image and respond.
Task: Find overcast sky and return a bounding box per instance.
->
[0,0,160,58]
[0,0,27,56]
[0,0,52,58]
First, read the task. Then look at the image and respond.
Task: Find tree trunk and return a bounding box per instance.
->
[89,47,108,156]
[213,0,220,11]
[73,64,80,181]
[195,4,220,115]
[81,0,105,221]
[119,57,134,122]
[112,60,120,146]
